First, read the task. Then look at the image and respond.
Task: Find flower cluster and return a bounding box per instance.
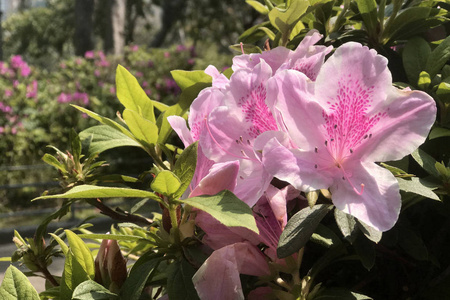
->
[170,30,436,299]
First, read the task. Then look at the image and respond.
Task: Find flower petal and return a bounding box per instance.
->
[330,161,401,232]
[167,116,193,148]
[360,87,436,162]
[193,242,270,300]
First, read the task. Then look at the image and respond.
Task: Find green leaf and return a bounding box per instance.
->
[278,204,333,258]
[72,280,118,300]
[397,177,440,201]
[436,82,450,103]
[0,266,40,300]
[49,233,69,255]
[397,225,428,261]
[246,0,269,14]
[123,109,158,148]
[71,129,82,163]
[173,142,198,199]
[182,190,258,234]
[426,35,450,79]
[116,65,155,123]
[42,153,66,172]
[311,224,342,248]
[170,70,212,91]
[430,127,450,139]
[353,234,375,270]
[72,105,136,140]
[268,0,309,42]
[80,125,142,155]
[229,43,262,54]
[33,184,162,204]
[167,258,200,300]
[306,190,319,208]
[411,148,440,178]
[66,230,95,278]
[402,37,431,85]
[259,26,277,40]
[357,220,382,243]
[120,254,163,300]
[238,21,272,44]
[356,0,378,37]
[334,209,358,244]
[151,170,181,197]
[78,234,147,242]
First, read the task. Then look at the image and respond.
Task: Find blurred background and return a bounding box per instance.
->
[0,0,259,232]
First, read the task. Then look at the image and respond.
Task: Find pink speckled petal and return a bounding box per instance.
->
[205,65,229,89]
[167,116,193,148]
[190,160,239,198]
[331,161,401,232]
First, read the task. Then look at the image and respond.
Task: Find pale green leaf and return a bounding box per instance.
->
[268,0,309,35]
[258,26,276,40]
[182,190,258,234]
[170,70,212,91]
[73,280,118,300]
[49,233,69,255]
[33,185,163,204]
[0,266,40,300]
[80,125,142,155]
[151,170,181,197]
[66,230,95,278]
[78,234,146,242]
[123,109,158,148]
[116,65,155,122]
[356,0,378,36]
[430,127,450,140]
[246,0,269,14]
[411,148,440,178]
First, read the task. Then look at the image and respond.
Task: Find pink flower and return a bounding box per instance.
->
[26,80,38,98]
[57,92,71,103]
[10,55,24,69]
[176,45,187,52]
[4,90,13,98]
[85,50,95,59]
[261,42,437,231]
[94,69,101,77]
[13,80,19,88]
[20,64,31,77]
[164,52,170,58]
[135,71,143,78]
[109,86,116,94]
[130,45,139,52]
[187,58,195,65]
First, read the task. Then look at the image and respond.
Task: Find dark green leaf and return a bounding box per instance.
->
[426,35,450,79]
[120,254,163,300]
[353,234,375,270]
[357,220,382,243]
[167,258,200,300]
[402,37,431,85]
[411,148,440,178]
[398,177,440,201]
[311,224,342,248]
[278,204,333,258]
[429,127,450,140]
[182,190,258,234]
[0,266,40,300]
[356,0,378,37]
[334,209,358,244]
[397,225,428,261]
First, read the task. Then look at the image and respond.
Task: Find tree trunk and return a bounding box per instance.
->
[149,0,186,48]
[74,0,95,56]
[0,0,3,61]
[103,0,125,55]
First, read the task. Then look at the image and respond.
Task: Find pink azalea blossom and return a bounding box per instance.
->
[4,90,13,98]
[261,42,437,231]
[26,80,38,98]
[85,50,95,59]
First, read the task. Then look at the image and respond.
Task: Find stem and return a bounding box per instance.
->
[293,247,305,285]
[40,265,59,287]
[169,204,180,243]
[87,199,153,226]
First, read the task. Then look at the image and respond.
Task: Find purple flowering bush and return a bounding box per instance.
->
[1,1,450,300]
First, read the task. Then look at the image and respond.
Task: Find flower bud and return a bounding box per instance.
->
[94,239,127,293]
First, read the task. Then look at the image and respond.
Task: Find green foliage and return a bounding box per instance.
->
[0,266,40,300]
